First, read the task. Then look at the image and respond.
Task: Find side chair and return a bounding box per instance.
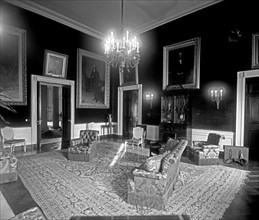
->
[0,126,26,154]
[124,126,145,151]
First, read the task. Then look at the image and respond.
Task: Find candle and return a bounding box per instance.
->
[220,88,223,98]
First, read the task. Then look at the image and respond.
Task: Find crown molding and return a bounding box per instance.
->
[134,0,224,35]
[4,0,105,40]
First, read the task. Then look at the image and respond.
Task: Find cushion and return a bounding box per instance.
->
[161,138,179,153]
[160,152,176,175]
[141,154,164,172]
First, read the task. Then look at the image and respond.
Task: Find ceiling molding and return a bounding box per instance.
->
[5,0,105,40]
[5,0,223,38]
[134,0,224,34]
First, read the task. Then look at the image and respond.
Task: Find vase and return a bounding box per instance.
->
[108,114,112,125]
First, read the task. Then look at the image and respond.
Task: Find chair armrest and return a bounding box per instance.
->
[133,168,163,180]
[193,140,207,146]
[70,138,81,146]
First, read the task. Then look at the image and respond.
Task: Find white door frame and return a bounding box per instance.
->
[31,75,75,145]
[117,84,142,135]
[235,69,259,146]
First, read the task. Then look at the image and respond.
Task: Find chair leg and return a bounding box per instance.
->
[24,141,26,152]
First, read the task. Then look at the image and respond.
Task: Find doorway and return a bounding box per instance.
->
[117,84,142,136]
[31,75,75,148]
[235,69,259,159]
[244,77,259,158]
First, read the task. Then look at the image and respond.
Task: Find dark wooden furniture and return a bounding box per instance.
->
[160,91,191,143]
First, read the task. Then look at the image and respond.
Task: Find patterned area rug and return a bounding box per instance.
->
[18,142,249,220]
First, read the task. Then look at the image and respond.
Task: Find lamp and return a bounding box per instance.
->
[104,0,140,70]
[145,91,155,109]
[211,88,223,109]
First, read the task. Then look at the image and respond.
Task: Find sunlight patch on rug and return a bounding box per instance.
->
[17,142,249,220]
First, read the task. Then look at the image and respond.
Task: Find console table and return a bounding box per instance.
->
[101,124,116,136]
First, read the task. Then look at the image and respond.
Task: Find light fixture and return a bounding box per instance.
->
[104,0,140,70]
[145,91,155,109]
[211,88,223,109]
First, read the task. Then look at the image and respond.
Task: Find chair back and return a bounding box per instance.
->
[132,127,144,140]
[1,126,14,141]
[207,133,224,145]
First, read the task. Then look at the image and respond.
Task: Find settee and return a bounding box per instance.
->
[127,138,188,210]
[68,130,99,162]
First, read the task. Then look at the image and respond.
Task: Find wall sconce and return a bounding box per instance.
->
[210,88,223,109]
[145,91,156,109]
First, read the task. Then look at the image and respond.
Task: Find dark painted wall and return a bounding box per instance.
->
[139,0,258,131]
[1,1,117,127]
[1,1,258,132]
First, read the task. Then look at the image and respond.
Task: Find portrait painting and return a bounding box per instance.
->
[119,65,139,86]
[43,50,68,78]
[252,33,259,69]
[163,37,201,90]
[76,49,110,108]
[0,25,27,105]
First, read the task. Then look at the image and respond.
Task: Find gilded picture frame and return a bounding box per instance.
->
[163,37,201,90]
[76,49,110,109]
[43,50,68,78]
[119,65,139,86]
[252,33,259,69]
[0,25,27,105]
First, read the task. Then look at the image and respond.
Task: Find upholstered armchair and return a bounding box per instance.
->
[127,139,188,210]
[68,130,99,162]
[189,133,225,165]
[0,149,18,184]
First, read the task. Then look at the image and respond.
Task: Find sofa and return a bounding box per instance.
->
[127,138,188,210]
[68,130,99,162]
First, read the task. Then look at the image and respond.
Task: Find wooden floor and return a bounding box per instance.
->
[1,137,259,220]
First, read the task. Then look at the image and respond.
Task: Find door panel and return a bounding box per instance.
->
[123,90,139,137]
[245,77,259,159]
[62,86,71,147]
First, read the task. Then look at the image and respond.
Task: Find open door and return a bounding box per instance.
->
[123,89,139,138]
[118,84,142,136]
[244,77,259,159]
[31,75,75,148]
[37,83,63,148]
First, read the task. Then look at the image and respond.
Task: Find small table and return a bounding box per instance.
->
[101,124,116,136]
[224,145,249,164]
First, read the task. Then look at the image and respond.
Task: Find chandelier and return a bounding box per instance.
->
[104,0,140,69]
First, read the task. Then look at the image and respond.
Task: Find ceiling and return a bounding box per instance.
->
[6,0,222,39]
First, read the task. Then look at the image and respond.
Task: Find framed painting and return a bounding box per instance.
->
[0,25,27,105]
[76,48,110,108]
[43,50,68,78]
[163,37,201,90]
[119,65,139,86]
[252,33,259,69]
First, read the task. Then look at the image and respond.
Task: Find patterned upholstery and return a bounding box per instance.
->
[189,133,224,165]
[127,139,188,210]
[68,130,99,161]
[0,149,18,184]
